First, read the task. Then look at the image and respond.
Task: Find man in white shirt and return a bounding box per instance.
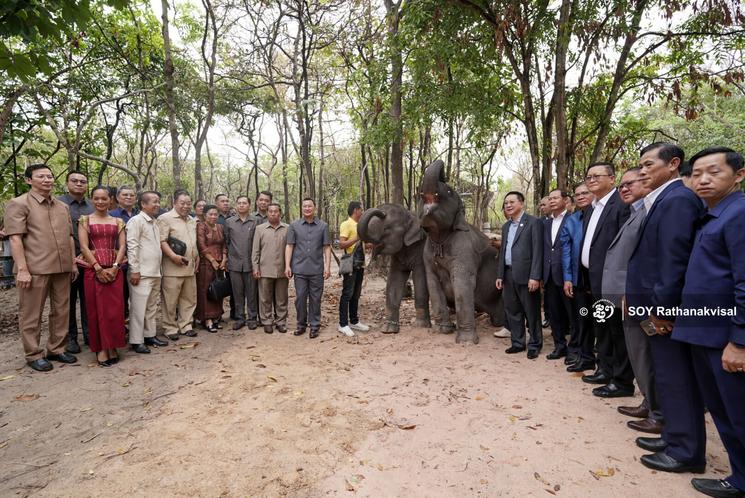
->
[543,188,572,360]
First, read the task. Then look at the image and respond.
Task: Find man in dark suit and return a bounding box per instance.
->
[543,188,572,359]
[626,142,707,474]
[578,162,632,397]
[496,191,544,359]
[677,147,745,498]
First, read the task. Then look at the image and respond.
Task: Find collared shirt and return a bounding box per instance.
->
[110,207,139,224]
[5,191,74,274]
[339,217,359,255]
[126,211,162,277]
[224,214,258,272]
[643,177,681,213]
[550,210,567,245]
[581,188,616,268]
[57,193,93,254]
[157,209,198,277]
[631,198,645,213]
[217,211,234,226]
[252,222,288,278]
[252,211,268,225]
[504,211,524,266]
[287,217,331,275]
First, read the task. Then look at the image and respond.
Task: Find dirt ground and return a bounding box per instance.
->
[0,274,730,497]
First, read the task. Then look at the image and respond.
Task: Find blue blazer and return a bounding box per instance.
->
[560,210,583,286]
[543,214,568,284]
[675,191,745,349]
[626,180,705,321]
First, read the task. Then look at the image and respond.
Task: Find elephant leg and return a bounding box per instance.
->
[412,264,431,328]
[453,270,478,344]
[425,259,454,334]
[384,266,410,334]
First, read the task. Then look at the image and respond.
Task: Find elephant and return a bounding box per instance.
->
[417,159,504,344]
[357,203,431,333]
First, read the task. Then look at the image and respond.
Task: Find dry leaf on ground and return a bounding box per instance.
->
[14,393,40,402]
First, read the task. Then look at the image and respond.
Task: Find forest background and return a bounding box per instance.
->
[1,0,744,231]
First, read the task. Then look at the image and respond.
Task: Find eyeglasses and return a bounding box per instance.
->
[584,174,613,182]
[69,179,88,184]
[619,179,642,190]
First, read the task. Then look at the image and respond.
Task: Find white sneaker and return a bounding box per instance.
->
[350,322,370,332]
[338,325,355,337]
[493,328,511,338]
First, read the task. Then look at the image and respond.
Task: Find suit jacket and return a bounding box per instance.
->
[581,190,630,296]
[543,214,568,285]
[675,191,745,348]
[601,204,646,307]
[560,210,584,285]
[626,180,705,321]
[496,212,543,285]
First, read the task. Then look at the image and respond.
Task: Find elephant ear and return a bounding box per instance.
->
[404,213,424,246]
[454,196,470,232]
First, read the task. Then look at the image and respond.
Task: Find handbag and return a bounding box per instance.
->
[207,270,232,302]
[167,236,187,256]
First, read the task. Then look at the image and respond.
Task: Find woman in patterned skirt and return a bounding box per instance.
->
[78,186,127,366]
[196,205,227,332]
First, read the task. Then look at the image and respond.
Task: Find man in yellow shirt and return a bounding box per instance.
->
[338,201,369,336]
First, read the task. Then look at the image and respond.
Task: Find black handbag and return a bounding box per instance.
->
[207,270,232,302]
[167,236,187,256]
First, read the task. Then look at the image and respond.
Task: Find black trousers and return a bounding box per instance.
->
[594,310,635,390]
[503,267,542,351]
[576,267,596,365]
[68,267,88,344]
[294,274,324,329]
[339,268,364,327]
[544,275,571,352]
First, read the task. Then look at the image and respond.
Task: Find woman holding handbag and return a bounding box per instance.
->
[196,205,227,332]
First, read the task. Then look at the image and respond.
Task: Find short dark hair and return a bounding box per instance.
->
[24,164,52,179]
[640,142,685,164]
[567,195,575,203]
[302,197,316,206]
[586,162,615,177]
[215,193,228,202]
[573,182,588,192]
[347,201,362,216]
[689,147,744,172]
[258,190,273,200]
[678,161,692,177]
[138,190,160,209]
[549,188,568,198]
[173,189,191,202]
[203,204,219,214]
[90,185,111,197]
[65,170,86,182]
[267,202,282,212]
[624,166,642,174]
[503,191,525,203]
[236,195,251,203]
[107,186,118,199]
[117,185,135,195]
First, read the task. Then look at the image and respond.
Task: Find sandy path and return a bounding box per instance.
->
[0,277,729,497]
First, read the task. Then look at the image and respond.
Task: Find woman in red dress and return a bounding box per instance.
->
[196,205,227,332]
[79,186,127,366]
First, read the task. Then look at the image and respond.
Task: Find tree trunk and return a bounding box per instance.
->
[317,86,325,215]
[553,0,574,190]
[161,0,181,188]
[384,0,404,205]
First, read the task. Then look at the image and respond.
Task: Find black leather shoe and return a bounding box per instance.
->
[264,325,273,334]
[247,321,258,330]
[166,333,179,341]
[546,349,567,360]
[582,370,611,384]
[505,346,526,354]
[28,358,53,372]
[233,320,245,331]
[145,336,168,347]
[628,418,663,434]
[527,350,540,359]
[636,436,668,452]
[46,352,77,364]
[564,354,579,365]
[131,343,151,354]
[640,452,705,474]
[691,478,745,497]
[294,328,306,336]
[567,361,595,372]
[181,330,197,337]
[276,325,287,333]
[592,383,634,398]
[309,328,320,339]
[65,338,81,354]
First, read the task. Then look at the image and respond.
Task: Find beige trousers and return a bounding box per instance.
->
[128,276,161,344]
[259,277,289,326]
[161,275,196,335]
[18,272,70,361]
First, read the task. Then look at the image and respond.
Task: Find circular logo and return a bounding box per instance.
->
[591,299,616,323]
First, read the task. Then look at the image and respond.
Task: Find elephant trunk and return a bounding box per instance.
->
[357,208,386,243]
[421,159,447,194]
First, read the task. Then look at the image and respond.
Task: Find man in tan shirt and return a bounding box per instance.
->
[252,203,288,333]
[157,190,199,340]
[4,164,79,371]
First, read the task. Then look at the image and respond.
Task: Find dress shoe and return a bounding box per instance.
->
[309,328,320,339]
[640,452,705,473]
[181,329,197,337]
[592,383,634,398]
[505,346,526,354]
[567,361,595,372]
[618,404,649,419]
[628,418,663,434]
[46,352,77,364]
[582,370,611,384]
[564,354,579,365]
[294,328,306,336]
[527,350,539,360]
[166,333,179,341]
[691,478,745,498]
[28,358,53,372]
[65,338,81,354]
[247,321,258,330]
[264,325,273,334]
[233,320,245,331]
[276,325,287,333]
[636,436,668,452]
[131,343,151,354]
[546,349,567,360]
[145,336,168,347]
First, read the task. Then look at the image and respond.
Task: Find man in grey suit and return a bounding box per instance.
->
[602,167,662,434]
[496,191,544,359]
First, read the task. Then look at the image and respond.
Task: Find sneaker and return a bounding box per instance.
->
[493,328,511,338]
[338,325,355,337]
[350,322,370,332]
